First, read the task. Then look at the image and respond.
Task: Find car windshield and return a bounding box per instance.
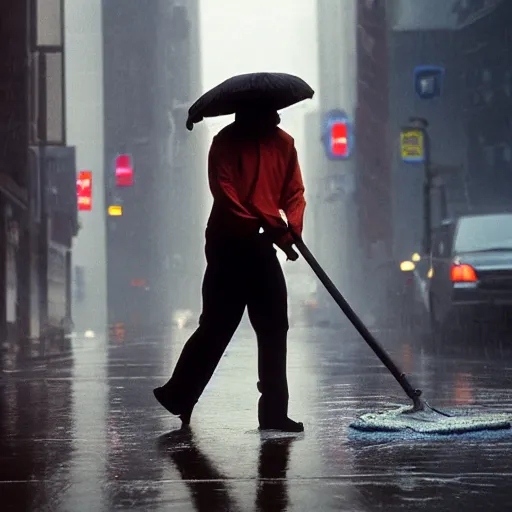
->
[454,214,512,253]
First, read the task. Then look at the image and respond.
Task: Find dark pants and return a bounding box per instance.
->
[162,233,289,422]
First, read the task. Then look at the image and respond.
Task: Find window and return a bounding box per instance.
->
[36,0,62,47]
[44,51,64,144]
[454,214,512,253]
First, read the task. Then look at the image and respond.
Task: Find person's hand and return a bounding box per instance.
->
[263,221,289,244]
[257,212,299,260]
[282,242,299,261]
[261,227,299,261]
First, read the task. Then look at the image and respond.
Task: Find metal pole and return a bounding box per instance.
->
[408,117,432,256]
[290,232,424,411]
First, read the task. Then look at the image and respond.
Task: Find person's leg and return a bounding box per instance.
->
[154,239,247,423]
[246,237,303,432]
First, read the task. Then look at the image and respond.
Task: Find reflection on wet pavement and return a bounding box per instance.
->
[1,323,512,510]
[159,427,239,512]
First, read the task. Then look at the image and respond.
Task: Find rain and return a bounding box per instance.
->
[1,0,512,510]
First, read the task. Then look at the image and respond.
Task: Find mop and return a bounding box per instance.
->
[288,230,511,434]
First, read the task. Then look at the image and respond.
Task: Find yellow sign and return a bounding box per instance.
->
[108,205,123,216]
[400,129,425,163]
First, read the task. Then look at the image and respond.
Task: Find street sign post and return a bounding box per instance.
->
[400,119,432,255]
[407,65,444,258]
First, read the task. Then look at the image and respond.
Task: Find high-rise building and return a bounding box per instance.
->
[354,0,512,272]
[314,0,360,315]
[356,0,467,269]
[102,0,203,334]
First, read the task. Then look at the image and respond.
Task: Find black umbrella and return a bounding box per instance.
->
[186,72,314,131]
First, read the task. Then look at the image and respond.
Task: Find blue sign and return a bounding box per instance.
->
[321,109,354,160]
[413,65,445,99]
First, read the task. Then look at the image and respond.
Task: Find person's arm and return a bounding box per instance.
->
[208,138,258,221]
[279,145,306,238]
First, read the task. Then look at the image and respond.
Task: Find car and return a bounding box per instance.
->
[428,212,512,341]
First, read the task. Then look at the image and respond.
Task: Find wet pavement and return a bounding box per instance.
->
[2,319,512,511]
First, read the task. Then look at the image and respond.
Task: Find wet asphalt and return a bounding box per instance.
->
[2,318,512,511]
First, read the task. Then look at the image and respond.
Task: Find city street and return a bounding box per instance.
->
[2,320,512,511]
[2,0,512,511]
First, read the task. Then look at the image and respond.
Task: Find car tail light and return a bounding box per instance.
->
[451,263,477,282]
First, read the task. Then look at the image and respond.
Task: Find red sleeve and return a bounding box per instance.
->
[208,138,258,221]
[280,145,306,236]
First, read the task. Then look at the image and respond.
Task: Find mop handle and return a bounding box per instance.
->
[290,231,423,405]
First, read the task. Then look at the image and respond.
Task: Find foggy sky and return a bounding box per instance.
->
[199,0,319,152]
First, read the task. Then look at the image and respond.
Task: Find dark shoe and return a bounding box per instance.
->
[259,417,304,433]
[179,408,193,426]
[153,387,194,425]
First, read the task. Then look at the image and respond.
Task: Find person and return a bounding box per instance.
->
[153,105,306,432]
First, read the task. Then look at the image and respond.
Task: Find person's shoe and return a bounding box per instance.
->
[259,417,304,433]
[179,408,193,426]
[153,387,194,425]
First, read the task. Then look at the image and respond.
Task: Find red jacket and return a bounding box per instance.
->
[206,123,306,244]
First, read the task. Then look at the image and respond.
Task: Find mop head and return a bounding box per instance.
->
[350,405,512,435]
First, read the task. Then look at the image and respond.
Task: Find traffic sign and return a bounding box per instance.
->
[400,128,425,163]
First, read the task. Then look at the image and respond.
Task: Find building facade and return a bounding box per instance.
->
[1,0,77,353]
[0,0,30,349]
[456,0,512,211]
[355,0,470,267]
[354,0,511,270]
[355,0,392,266]
[313,0,361,317]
